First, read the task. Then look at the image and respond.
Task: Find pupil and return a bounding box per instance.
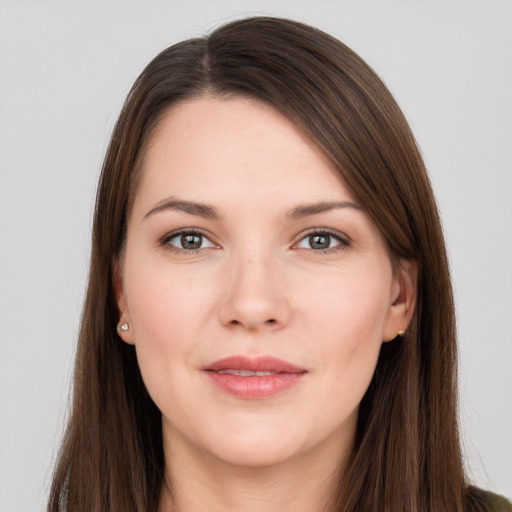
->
[181,234,201,249]
[310,234,329,250]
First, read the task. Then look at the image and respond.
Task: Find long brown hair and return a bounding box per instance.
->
[48,16,481,512]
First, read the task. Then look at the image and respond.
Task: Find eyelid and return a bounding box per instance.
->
[292,228,351,252]
[159,227,350,254]
[159,227,220,253]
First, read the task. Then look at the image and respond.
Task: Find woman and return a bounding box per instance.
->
[47,16,511,512]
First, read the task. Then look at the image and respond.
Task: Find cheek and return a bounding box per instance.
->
[297,265,391,391]
[301,265,391,343]
[122,262,215,413]
[121,262,218,410]
[124,256,219,345]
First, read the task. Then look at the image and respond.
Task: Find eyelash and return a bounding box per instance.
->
[293,228,351,254]
[159,228,351,254]
[159,228,218,254]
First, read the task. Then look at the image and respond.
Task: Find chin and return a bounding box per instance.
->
[208,437,303,469]
[197,414,326,470]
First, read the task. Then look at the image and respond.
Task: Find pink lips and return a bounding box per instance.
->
[203,355,307,399]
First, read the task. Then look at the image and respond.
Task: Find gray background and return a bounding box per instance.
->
[0,1,511,510]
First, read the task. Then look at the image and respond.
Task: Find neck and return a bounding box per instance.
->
[158,427,352,512]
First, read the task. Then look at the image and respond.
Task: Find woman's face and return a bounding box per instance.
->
[117,96,415,470]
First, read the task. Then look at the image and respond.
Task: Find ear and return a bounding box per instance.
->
[382,259,418,342]
[113,260,135,345]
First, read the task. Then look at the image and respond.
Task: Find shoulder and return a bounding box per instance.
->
[466,487,512,512]
[483,492,512,512]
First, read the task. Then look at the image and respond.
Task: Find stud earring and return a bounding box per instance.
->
[397,330,405,337]
[119,322,129,332]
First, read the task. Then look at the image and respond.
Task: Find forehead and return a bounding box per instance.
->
[131,96,355,218]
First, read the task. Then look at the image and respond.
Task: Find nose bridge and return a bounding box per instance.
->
[219,240,288,330]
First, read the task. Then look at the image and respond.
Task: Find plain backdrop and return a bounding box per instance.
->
[0,1,511,510]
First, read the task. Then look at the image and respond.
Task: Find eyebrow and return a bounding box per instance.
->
[286,201,362,219]
[143,198,220,220]
[143,198,361,222]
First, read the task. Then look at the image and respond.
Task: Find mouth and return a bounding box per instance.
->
[203,355,307,399]
[214,369,283,376]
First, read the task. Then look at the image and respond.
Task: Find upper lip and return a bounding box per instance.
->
[204,355,306,374]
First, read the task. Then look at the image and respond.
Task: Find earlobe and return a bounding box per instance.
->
[113,260,135,345]
[383,259,418,342]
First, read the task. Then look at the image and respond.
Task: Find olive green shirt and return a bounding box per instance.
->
[479,490,512,511]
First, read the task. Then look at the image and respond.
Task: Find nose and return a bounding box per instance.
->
[218,252,290,332]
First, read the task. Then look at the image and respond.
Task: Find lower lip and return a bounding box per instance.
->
[205,371,306,399]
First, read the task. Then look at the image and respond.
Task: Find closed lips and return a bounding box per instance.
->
[204,355,306,374]
[203,355,307,399]
[214,369,283,376]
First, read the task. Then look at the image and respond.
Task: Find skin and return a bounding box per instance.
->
[116,96,416,512]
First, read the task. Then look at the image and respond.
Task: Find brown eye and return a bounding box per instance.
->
[165,230,216,251]
[180,234,202,250]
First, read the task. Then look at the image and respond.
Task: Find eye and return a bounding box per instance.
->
[295,230,349,252]
[162,230,217,252]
